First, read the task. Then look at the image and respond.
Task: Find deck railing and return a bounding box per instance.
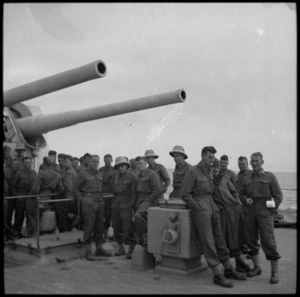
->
[4,194,80,250]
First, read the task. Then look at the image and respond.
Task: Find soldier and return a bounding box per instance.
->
[144,149,170,200]
[73,154,112,260]
[236,156,252,193]
[112,156,138,259]
[239,152,283,284]
[10,157,39,238]
[57,153,66,174]
[3,146,17,238]
[134,156,162,247]
[26,156,64,236]
[128,158,140,177]
[236,156,252,256]
[168,145,192,199]
[180,146,245,288]
[39,150,60,173]
[72,157,81,173]
[211,158,251,273]
[15,142,27,171]
[220,155,237,189]
[55,155,78,232]
[98,154,116,241]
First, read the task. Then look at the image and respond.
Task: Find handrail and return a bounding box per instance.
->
[4,194,58,200]
[4,193,81,250]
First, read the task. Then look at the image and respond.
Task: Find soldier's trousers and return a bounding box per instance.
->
[242,199,281,260]
[55,200,69,232]
[6,199,16,230]
[112,207,135,245]
[103,195,113,232]
[26,198,37,236]
[190,196,230,274]
[218,204,244,258]
[13,198,27,234]
[82,195,105,248]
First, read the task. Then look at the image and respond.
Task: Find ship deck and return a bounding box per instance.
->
[4,225,297,294]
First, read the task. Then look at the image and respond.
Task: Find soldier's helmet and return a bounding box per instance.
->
[169,145,188,159]
[144,149,159,159]
[114,156,130,169]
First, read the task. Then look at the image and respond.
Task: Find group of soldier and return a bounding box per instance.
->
[3,143,283,288]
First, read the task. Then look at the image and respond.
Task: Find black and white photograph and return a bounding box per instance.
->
[3,2,296,294]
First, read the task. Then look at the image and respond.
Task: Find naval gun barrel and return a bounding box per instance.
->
[16,89,186,137]
[3,60,107,107]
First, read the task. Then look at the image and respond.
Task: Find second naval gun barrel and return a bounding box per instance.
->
[3,60,107,107]
[16,89,186,137]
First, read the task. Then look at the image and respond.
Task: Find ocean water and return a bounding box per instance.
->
[166,169,297,212]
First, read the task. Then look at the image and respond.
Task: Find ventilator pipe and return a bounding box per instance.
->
[3,60,107,107]
[16,89,186,137]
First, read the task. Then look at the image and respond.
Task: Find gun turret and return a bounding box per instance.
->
[16,89,186,137]
[3,60,106,107]
[3,59,186,172]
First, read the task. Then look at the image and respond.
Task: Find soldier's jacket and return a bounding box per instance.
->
[112,171,138,209]
[220,168,237,189]
[239,169,283,208]
[147,163,171,193]
[136,169,162,204]
[169,160,192,198]
[179,161,214,209]
[212,174,241,207]
[61,166,77,198]
[10,168,39,196]
[73,168,103,201]
[236,169,252,193]
[98,165,116,194]
[35,166,64,195]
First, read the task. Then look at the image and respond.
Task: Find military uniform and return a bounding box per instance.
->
[169,160,192,198]
[26,166,63,236]
[112,171,138,249]
[239,170,282,260]
[56,166,77,232]
[98,165,116,235]
[4,157,17,233]
[212,174,243,252]
[236,169,252,193]
[147,163,170,196]
[135,169,162,246]
[73,168,106,254]
[220,168,237,189]
[10,168,39,236]
[180,161,232,275]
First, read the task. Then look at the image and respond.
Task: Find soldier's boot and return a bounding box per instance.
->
[115,243,125,256]
[270,260,279,284]
[126,243,135,260]
[223,259,246,280]
[213,274,234,288]
[85,245,95,261]
[235,256,252,273]
[247,254,262,277]
[95,244,112,257]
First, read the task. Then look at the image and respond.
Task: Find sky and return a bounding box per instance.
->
[3,3,297,172]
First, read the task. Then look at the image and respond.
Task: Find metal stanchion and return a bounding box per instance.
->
[36,196,40,250]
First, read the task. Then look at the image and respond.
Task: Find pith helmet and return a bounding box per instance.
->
[114,156,130,169]
[144,149,159,159]
[169,145,188,159]
[15,142,26,151]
